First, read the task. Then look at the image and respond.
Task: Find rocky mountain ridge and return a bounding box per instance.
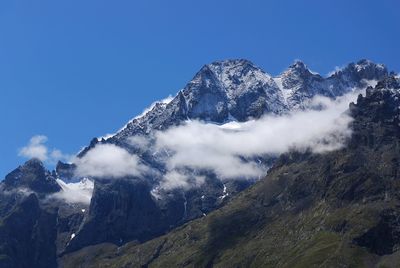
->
[89,59,387,148]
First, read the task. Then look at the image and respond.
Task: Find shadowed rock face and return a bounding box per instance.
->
[0,159,89,267]
[55,161,77,183]
[64,174,253,253]
[3,158,61,194]
[0,194,58,268]
[353,209,400,256]
[64,178,164,252]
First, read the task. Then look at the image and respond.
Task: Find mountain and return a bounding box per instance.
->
[0,59,394,267]
[59,59,388,251]
[276,59,387,109]
[0,194,58,268]
[60,75,400,267]
[3,158,61,195]
[0,160,90,267]
[81,59,388,148]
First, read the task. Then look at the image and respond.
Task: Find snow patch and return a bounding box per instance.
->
[219,184,229,200]
[273,76,292,103]
[97,133,114,142]
[52,178,94,205]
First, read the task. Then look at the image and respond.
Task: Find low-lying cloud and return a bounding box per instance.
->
[154,91,359,187]
[74,143,148,178]
[18,91,360,193]
[158,170,206,191]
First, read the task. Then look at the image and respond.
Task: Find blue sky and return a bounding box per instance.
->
[0,0,399,177]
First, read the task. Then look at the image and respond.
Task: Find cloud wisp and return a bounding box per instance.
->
[157,170,206,191]
[73,143,149,178]
[18,135,72,164]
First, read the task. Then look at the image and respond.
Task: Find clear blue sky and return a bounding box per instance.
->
[0,0,399,177]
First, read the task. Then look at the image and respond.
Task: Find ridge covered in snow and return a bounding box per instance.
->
[89,59,388,146]
[52,178,94,204]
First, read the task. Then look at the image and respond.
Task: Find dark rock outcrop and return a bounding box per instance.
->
[65,178,164,253]
[3,158,61,194]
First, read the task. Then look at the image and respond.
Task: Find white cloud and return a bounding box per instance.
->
[154,91,359,187]
[158,170,206,191]
[1,187,34,197]
[128,135,150,150]
[51,178,94,204]
[18,135,48,161]
[74,144,148,178]
[18,91,360,193]
[18,135,71,163]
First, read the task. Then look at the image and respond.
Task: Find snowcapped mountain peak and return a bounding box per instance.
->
[276,60,323,108]
[207,58,254,67]
[353,59,387,78]
[289,60,307,70]
[181,59,285,121]
[355,59,385,69]
[205,59,257,76]
[330,59,388,80]
[205,59,275,95]
[283,60,317,78]
[191,59,270,93]
[77,58,391,156]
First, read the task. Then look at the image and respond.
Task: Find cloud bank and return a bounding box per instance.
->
[154,91,359,188]
[19,91,359,193]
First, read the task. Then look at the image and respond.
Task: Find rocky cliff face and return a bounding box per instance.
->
[0,194,58,268]
[64,178,164,253]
